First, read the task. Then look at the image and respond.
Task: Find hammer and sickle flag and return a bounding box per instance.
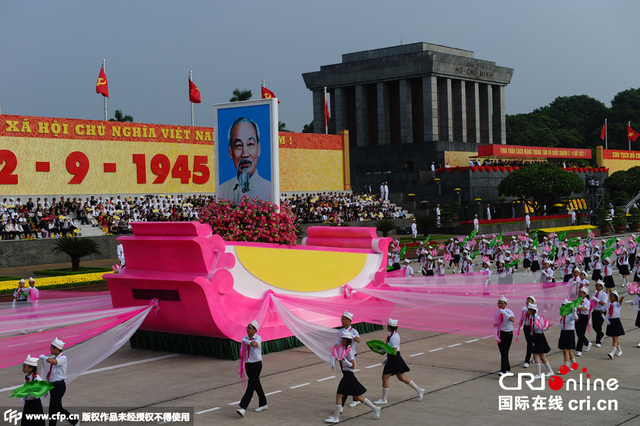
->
[96,67,109,98]
[261,85,280,103]
[189,78,201,103]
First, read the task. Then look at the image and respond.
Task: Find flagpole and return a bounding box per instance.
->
[605,118,608,150]
[190,70,194,126]
[103,59,107,121]
[262,79,265,88]
[629,121,631,151]
[324,86,328,135]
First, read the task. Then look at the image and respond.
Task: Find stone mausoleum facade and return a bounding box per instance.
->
[302,42,515,210]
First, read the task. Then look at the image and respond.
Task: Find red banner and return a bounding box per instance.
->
[477,144,591,159]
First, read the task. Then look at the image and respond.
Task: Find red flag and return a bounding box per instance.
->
[189,78,201,103]
[600,123,606,140]
[96,67,109,98]
[628,125,639,142]
[261,86,280,103]
[324,94,330,129]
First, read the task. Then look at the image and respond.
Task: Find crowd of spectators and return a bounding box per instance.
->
[0,195,207,239]
[0,191,403,239]
[282,192,404,224]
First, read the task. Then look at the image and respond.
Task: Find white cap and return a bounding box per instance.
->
[342,310,353,320]
[596,279,605,286]
[19,278,25,284]
[498,295,508,303]
[341,331,354,340]
[51,337,65,350]
[573,268,580,274]
[404,259,411,264]
[24,354,38,367]
[437,259,444,263]
[388,318,399,327]
[528,295,537,303]
[528,304,538,311]
[562,299,571,305]
[28,277,34,282]
[611,290,619,299]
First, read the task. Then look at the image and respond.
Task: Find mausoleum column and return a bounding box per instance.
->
[334,87,348,134]
[355,85,369,147]
[422,76,438,141]
[377,82,390,145]
[492,85,506,145]
[399,79,413,144]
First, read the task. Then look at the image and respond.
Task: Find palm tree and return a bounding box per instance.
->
[109,109,134,122]
[302,121,314,133]
[375,219,397,237]
[52,237,103,271]
[229,88,252,102]
[279,121,290,132]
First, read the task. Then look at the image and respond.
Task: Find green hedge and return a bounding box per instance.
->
[0,276,23,282]
[32,267,112,276]
[130,322,384,360]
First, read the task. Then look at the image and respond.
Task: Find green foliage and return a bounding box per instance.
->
[629,207,640,223]
[506,113,583,148]
[109,109,133,122]
[440,204,454,220]
[613,207,628,225]
[498,163,584,215]
[451,202,461,215]
[32,267,112,276]
[302,120,314,133]
[604,166,640,196]
[415,215,437,236]
[279,121,290,132]
[375,219,397,237]
[0,276,23,282]
[597,209,611,226]
[51,237,103,271]
[229,88,252,102]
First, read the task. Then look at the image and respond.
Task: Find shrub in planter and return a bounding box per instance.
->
[375,219,397,237]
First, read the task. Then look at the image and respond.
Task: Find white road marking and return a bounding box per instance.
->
[483,335,493,339]
[366,363,382,368]
[317,376,336,382]
[289,383,309,389]
[448,343,462,347]
[228,401,241,406]
[466,339,479,343]
[409,352,424,357]
[429,348,443,352]
[196,407,220,415]
[265,390,282,396]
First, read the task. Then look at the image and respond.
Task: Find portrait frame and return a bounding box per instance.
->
[214,98,279,206]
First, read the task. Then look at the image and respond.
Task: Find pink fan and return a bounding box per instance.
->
[443,253,453,263]
[554,258,565,268]
[500,244,509,251]
[575,254,584,264]
[627,236,634,243]
[513,254,521,260]
[518,235,528,242]
[535,315,553,331]
[560,242,567,248]
[331,343,350,361]
[548,232,557,239]
[627,282,640,295]
[630,242,638,250]
[430,248,439,257]
[392,245,401,253]
[578,245,587,255]
[588,230,595,239]
[590,240,598,248]
[457,237,465,243]
[543,245,552,253]
[438,244,445,250]
[614,248,624,255]
[482,256,491,263]
[469,239,478,248]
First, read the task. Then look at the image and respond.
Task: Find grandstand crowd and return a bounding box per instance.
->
[0,192,400,239]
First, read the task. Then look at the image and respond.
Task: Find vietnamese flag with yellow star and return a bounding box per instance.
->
[628,125,639,142]
[188,78,201,103]
[96,67,109,98]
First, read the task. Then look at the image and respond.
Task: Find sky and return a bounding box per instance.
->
[1,1,639,133]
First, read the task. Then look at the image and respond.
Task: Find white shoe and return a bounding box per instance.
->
[576,351,582,357]
[637,342,640,348]
[325,416,340,424]
[255,405,268,412]
[237,408,245,417]
[523,362,530,368]
[374,399,387,405]
[608,352,614,359]
[617,349,623,356]
[417,388,425,402]
[374,407,381,420]
[349,401,361,408]
[596,343,601,348]
[585,342,592,352]
[534,374,541,379]
[340,406,343,413]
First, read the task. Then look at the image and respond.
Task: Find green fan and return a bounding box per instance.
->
[399,246,406,259]
[559,297,583,317]
[423,236,431,244]
[366,340,397,356]
[10,381,54,398]
[505,259,519,268]
[468,229,477,241]
[470,250,480,260]
[605,237,616,248]
[558,231,567,241]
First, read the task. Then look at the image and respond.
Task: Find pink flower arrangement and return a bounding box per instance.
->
[588,230,595,239]
[535,315,553,331]
[443,253,453,263]
[627,282,640,295]
[199,196,297,245]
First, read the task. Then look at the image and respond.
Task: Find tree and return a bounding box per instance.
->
[498,163,584,215]
[229,88,252,102]
[302,120,314,133]
[506,113,582,147]
[109,109,133,122]
[52,237,103,271]
[415,215,437,236]
[604,166,640,197]
[375,219,396,237]
[278,121,290,132]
